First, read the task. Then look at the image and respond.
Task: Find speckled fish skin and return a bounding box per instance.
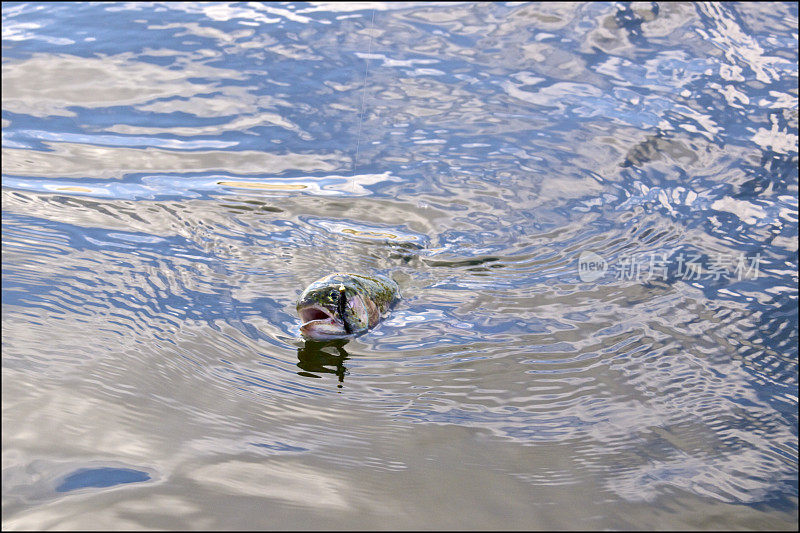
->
[297,273,400,340]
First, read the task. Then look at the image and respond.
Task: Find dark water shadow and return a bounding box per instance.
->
[56,467,151,493]
[296,339,350,389]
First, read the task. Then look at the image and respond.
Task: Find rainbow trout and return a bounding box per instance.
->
[297,273,400,340]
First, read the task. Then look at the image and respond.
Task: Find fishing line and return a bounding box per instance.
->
[353,9,376,176]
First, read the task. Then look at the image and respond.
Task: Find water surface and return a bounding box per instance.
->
[2,2,798,529]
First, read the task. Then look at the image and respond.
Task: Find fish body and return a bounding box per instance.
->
[297,273,399,340]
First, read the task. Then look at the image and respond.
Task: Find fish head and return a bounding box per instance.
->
[297,281,370,340]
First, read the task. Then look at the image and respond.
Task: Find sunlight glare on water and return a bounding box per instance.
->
[2,2,797,529]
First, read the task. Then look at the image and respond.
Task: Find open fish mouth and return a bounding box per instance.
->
[298,305,349,339]
[298,305,334,324]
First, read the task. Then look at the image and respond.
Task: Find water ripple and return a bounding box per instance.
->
[3,1,797,529]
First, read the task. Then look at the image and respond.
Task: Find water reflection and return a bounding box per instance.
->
[2,1,797,530]
[55,467,151,493]
[296,340,350,388]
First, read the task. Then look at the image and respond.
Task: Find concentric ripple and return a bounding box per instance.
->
[3,2,797,530]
